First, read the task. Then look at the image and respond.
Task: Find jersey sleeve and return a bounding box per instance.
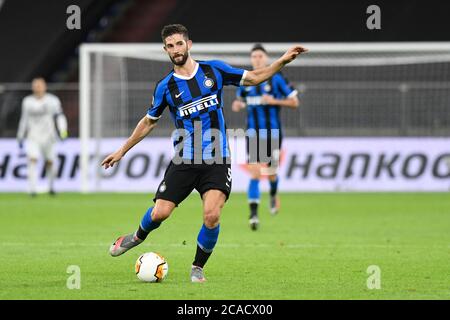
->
[236,86,245,99]
[273,73,298,98]
[146,81,167,120]
[52,96,62,113]
[209,60,247,87]
[17,98,29,140]
[53,96,68,137]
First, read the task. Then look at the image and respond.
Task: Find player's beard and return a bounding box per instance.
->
[170,51,189,66]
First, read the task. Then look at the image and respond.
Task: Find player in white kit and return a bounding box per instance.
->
[17,78,68,196]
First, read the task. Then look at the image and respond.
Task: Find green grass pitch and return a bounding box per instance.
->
[0,192,449,300]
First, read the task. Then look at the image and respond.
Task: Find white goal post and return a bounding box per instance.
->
[79,42,450,193]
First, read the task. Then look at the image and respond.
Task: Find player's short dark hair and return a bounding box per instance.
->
[32,77,46,83]
[161,24,189,43]
[251,43,267,54]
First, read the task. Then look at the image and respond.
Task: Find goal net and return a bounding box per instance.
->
[79,42,450,192]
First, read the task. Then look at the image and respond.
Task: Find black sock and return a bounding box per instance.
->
[135,225,149,241]
[269,177,278,197]
[193,245,212,268]
[250,203,258,218]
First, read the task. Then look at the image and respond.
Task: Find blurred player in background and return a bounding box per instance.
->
[102,24,307,282]
[232,44,299,230]
[17,78,68,196]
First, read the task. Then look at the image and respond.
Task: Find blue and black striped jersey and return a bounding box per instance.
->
[147,60,246,161]
[236,72,297,138]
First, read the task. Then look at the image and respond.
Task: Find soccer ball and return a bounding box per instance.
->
[135,252,169,283]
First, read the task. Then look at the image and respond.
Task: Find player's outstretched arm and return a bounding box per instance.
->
[101,116,157,169]
[243,45,308,86]
[261,95,300,109]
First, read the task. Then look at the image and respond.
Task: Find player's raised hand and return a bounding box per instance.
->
[101,150,123,169]
[281,45,308,65]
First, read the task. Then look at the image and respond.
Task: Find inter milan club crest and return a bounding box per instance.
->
[264,84,271,92]
[203,77,214,88]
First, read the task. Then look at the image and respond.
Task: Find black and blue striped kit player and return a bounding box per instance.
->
[147,60,246,161]
[236,72,297,140]
[106,23,308,282]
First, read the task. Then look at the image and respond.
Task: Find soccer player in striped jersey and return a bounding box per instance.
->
[232,44,299,230]
[101,24,307,282]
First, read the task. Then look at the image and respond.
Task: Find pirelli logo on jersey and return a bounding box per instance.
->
[178,94,219,117]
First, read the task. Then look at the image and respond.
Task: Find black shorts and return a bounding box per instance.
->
[153,161,232,206]
[246,133,283,166]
